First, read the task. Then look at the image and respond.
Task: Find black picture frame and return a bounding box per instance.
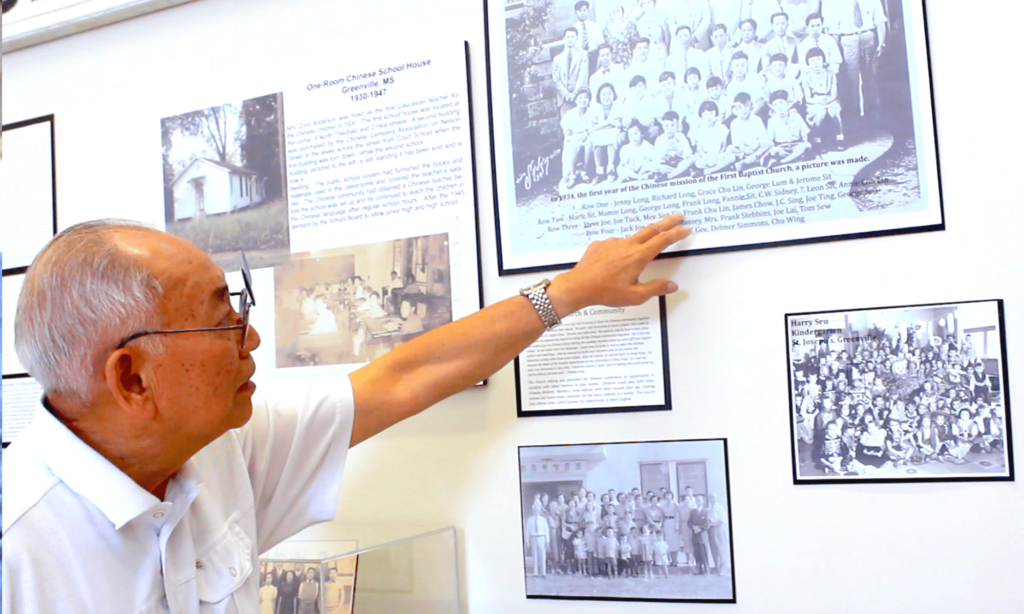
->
[2,114,58,276]
[483,0,944,276]
[785,299,1013,485]
[517,437,736,603]
[514,295,671,417]
[2,372,41,448]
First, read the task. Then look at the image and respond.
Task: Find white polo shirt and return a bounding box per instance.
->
[2,378,355,613]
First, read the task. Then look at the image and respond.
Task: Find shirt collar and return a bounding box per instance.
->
[33,399,163,530]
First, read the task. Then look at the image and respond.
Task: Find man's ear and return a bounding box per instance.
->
[103,348,153,417]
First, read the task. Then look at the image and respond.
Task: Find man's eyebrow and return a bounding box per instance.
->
[212,284,230,304]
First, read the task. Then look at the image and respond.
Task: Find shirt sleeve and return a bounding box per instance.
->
[239,376,355,554]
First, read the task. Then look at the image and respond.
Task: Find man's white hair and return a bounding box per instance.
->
[15,219,165,402]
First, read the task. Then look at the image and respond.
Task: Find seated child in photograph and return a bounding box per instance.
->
[355,290,387,318]
[914,414,940,462]
[761,90,811,168]
[309,295,339,334]
[801,47,842,148]
[885,420,916,466]
[762,53,802,116]
[652,111,697,179]
[618,534,633,578]
[703,77,728,123]
[628,526,642,577]
[653,530,670,578]
[560,87,594,190]
[726,93,771,172]
[639,524,655,579]
[723,51,765,121]
[690,101,736,175]
[602,527,619,578]
[677,67,707,133]
[615,75,659,145]
[842,422,859,460]
[986,410,1005,451]
[615,120,659,182]
[951,408,981,464]
[819,420,847,474]
[932,411,956,461]
[572,529,589,576]
[851,414,893,474]
[648,71,682,124]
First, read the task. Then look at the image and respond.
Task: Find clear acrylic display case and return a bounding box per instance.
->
[258,526,460,614]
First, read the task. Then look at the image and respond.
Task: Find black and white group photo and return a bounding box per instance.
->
[495,0,920,206]
[787,300,1013,484]
[257,558,357,614]
[273,233,453,368]
[160,92,290,271]
[518,439,735,603]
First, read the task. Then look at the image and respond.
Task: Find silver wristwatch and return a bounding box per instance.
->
[520,278,561,330]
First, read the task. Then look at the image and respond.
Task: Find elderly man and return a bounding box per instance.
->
[3,214,687,612]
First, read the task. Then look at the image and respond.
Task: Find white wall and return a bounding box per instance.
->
[3,1,1023,613]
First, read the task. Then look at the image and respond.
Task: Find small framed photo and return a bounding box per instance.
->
[257,554,358,614]
[786,299,1014,484]
[518,438,735,603]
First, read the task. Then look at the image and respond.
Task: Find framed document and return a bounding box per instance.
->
[786,299,1013,485]
[485,0,943,274]
[3,374,44,447]
[515,297,670,417]
[158,41,484,379]
[518,438,736,603]
[1,115,58,275]
[2,272,27,376]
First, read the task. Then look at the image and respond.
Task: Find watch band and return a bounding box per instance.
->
[520,278,561,330]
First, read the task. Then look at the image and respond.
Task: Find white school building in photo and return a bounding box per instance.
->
[2,1,1022,613]
[171,156,266,220]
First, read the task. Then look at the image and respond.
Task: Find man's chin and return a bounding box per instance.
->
[229,397,255,429]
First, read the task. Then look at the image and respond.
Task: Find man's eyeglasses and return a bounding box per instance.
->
[116,252,256,351]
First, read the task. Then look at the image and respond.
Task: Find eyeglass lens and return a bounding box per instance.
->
[239,289,251,351]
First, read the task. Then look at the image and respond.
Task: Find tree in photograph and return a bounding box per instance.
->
[240,93,286,201]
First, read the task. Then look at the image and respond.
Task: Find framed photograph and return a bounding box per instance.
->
[518,438,735,603]
[271,232,455,371]
[1,114,57,276]
[161,93,290,272]
[257,557,356,614]
[259,541,358,614]
[484,0,943,275]
[514,296,670,417]
[786,299,1013,484]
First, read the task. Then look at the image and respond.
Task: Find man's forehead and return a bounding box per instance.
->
[115,229,224,297]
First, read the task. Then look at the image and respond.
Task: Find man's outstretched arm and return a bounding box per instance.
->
[348,214,690,445]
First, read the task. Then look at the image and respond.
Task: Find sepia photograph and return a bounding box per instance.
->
[486,0,943,274]
[518,438,735,603]
[786,299,1014,484]
[273,233,453,368]
[257,557,357,614]
[161,92,289,271]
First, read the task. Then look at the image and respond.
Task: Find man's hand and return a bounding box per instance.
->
[548,213,690,316]
[349,213,690,445]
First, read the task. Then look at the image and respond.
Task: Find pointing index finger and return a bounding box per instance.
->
[629,213,685,244]
[640,224,691,259]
